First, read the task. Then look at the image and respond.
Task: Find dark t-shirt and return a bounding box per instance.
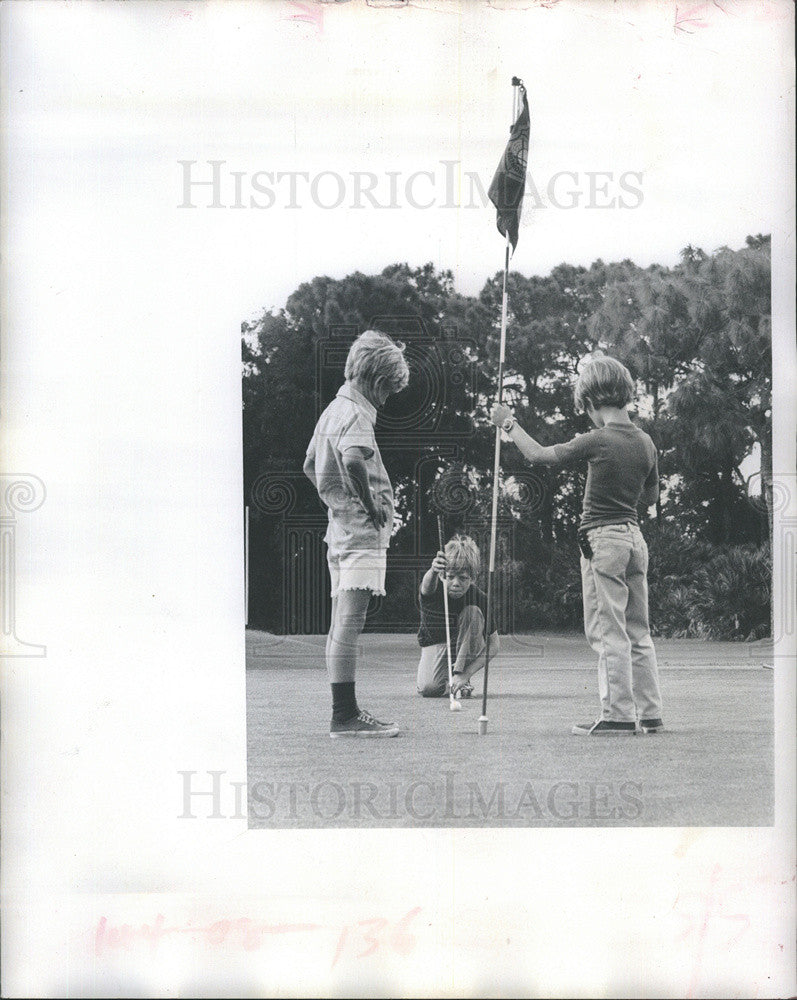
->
[417,583,494,649]
[552,423,659,531]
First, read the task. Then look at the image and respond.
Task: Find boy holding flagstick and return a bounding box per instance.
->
[479,76,530,734]
[491,355,664,735]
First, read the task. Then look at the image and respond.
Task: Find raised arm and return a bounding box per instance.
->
[420,551,447,596]
[640,452,660,510]
[490,404,560,466]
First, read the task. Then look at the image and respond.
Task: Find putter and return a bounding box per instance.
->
[437,515,462,713]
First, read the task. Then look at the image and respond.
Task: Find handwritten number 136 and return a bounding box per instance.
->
[331,907,422,968]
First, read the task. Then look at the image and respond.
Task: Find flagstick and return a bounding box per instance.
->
[480,81,522,736]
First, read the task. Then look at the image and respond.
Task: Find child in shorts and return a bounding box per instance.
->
[416,534,499,698]
[491,355,663,735]
[304,330,410,738]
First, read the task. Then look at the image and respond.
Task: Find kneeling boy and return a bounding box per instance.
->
[416,534,499,698]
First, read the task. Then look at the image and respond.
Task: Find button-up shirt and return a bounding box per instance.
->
[305,383,394,550]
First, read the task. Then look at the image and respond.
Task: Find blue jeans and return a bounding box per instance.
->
[580,523,662,723]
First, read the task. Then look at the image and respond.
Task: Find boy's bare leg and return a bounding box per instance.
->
[327,588,371,682]
[326,595,337,666]
[326,588,398,736]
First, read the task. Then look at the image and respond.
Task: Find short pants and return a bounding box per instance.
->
[327,547,387,597]
[325,506,391,598]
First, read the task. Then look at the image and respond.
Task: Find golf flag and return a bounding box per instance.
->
[488,81,530,253]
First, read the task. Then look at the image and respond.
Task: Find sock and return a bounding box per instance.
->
[331,681,359,723]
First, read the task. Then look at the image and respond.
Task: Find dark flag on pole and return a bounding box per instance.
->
[488,80,529,253]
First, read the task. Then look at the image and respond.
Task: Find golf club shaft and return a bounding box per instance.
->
[437,515,456,705]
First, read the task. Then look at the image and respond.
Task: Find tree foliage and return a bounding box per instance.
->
[243,240,771,637]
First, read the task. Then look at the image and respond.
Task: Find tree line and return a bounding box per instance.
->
[243,236,771,640]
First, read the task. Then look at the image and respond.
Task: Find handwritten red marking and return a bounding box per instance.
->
[357,918,389,959]
[722,914,752,947]
[95,915,323,957]
[284,1,323,34]
[330,923,349,970]
[674,1,723,34]
[674,866,753,999]
[330,909,421,969]
[685,863,721,998]
[390,906,422,955]
[94,908,422,968]
[95,916,107,955]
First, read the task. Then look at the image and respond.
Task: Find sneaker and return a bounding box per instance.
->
[330,710,399,739]
[571,719,636,736]
[638,718,664,734]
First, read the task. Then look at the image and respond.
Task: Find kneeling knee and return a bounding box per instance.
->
[418,684,446,698]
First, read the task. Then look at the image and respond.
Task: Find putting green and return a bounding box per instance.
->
[246,631,774,829]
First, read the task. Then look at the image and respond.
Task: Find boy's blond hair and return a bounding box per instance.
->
[444,534,480,578]
[345,330,410,395]
[574,355,635,413]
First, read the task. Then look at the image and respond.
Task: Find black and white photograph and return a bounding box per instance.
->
[2,0,795,996]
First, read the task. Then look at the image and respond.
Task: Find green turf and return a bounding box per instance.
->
[246,631,774,828]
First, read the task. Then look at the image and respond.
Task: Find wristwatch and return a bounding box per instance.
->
[502,415,517,433]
